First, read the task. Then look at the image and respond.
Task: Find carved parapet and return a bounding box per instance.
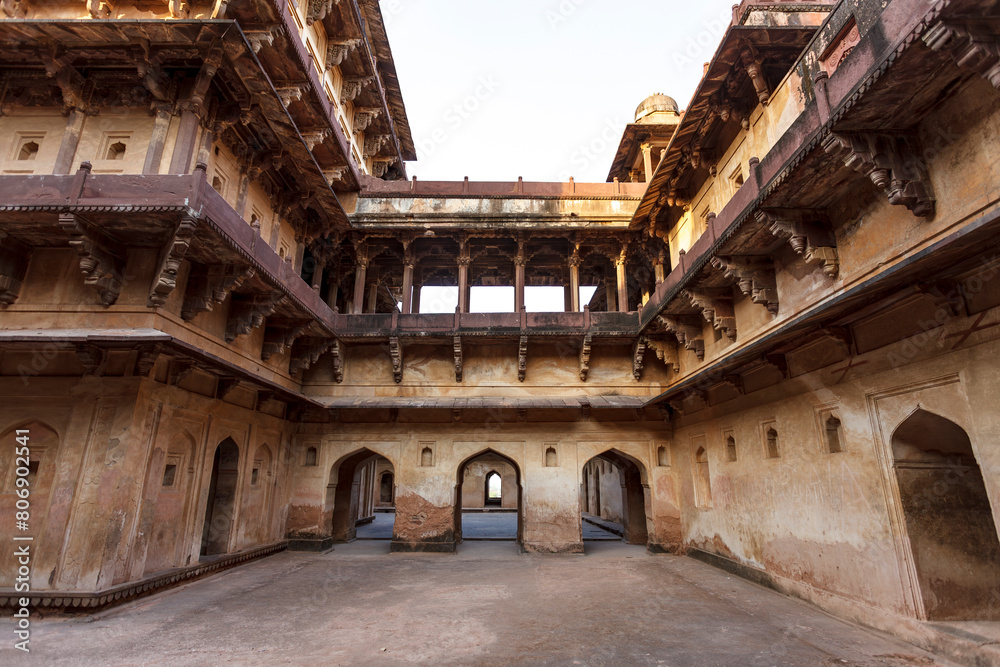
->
[182,264,254,321]
[326,39,361,69]
[756,209,840,278]
[710,256,779,314]
[225,295,282,343]
[518,335,528,382]
[58,213,124,306]
[822,132,935,218]
[924,21,1000,92]
[632,336,648,381]
[683,290,737,341]
[578,333,592,381]
[0,233,30,306]
[658,316,705,361]
[148,216,197,308]
[389,337,402,384]
[453,336,463,382]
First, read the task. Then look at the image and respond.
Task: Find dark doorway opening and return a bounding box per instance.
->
[891,409,1000,620]
[580,450,649,548]
[455,450,522,544]
[201,437,240,557]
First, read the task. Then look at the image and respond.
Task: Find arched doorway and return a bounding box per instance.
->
[330,449,395,543]
[580,450,649,548]
[891,409,1000,620]
[201,437,240,557]
[455,450,522,545]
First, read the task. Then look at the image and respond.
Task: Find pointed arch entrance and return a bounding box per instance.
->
[891,409,1000,620]
[580,449,649,547]
[201,437,240,557]
[329,449,395,542]
[455,450,522,545]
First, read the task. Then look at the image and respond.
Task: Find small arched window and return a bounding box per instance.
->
[485,471,501,505]
[694,446,712,507]
[106,141,127,160]
[545,446,557,467]
[304,446,317,467]
[379,472,394,503]
[726,436,737,462]
[826,416,843,453]
[766,428,780,459]
[657,445,669,467]
[420,446,433,467]
[18,141,39,161]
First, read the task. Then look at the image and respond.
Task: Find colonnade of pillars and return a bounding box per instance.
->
[318,243,669,315]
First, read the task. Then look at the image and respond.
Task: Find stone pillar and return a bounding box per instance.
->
[457,242,471,313]
[616,249,628,312]
[142,104,173,175]
[641,142,654,182]
[311,260,325,292]
[168,109,201,174]
[412,275,422,314]
[234,170,252,217]
[326,278,339,310]
[352,259,367,314]
[366,281,378,314]
[568,250,581,313]
[53,109,86,175]
[401,251,414,314]
[514,238,526,314]
[654,250,666,285]
[605,268,617,312]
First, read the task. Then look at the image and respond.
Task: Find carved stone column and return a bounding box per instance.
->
[401,251,415,314]
[615,247,629,312]
[640,142,654,182]
[654,249,666,285]
[53,110,86,175]
[352,256,368,314]
[605,266,618,312]
[366,280,378,314]
[515,236,526,314]
[168,52,221,174]
[568,248,581,312]
[143,104,173,175]
[457,240,471,313]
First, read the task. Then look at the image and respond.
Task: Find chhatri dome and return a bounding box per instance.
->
[634,93,680,123]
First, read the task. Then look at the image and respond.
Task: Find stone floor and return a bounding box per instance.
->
[357,512,623,541]
[0,542,959,666]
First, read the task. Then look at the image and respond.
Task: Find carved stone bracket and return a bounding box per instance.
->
[276,85,304,108]
[134,344,161,377]
[256,390,275,412]
[261,322,308,361]
[453,336,463,382]
[647,338,680,374]
[58,213,125,306]
[75,344,105,376]
[518,335,528,382]
[301,129,331,151]
[363,134,389,159]
[371,159,395,179]
[326,39,361,69]
[710,255,779,314]
[389,336,402,384]
[244,29,276,53]
[822,132,935,218]
[225,294,283,343]
[148,216,197,308]
[182,264,254,321]
[353,107,381,132]
[305,0,336,25]
[167,358,194,386]
[632,336,648,381]
[756,209,839,278]
[216,376,241,400]
[683,290,737,340]
[290,338,336,377]
[0,233,30,305]
[740,42,771,105]
[578,333,592,381]
[658,315,705,360]
[341,77,372,104]
[924,21,1000,92]
[329,339,344,383]
[323,167,347,186]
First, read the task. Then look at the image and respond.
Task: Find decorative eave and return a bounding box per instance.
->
[605,118,682,184]
[631,5,834,230]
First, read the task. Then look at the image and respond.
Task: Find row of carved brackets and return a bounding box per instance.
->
[224,293,286,343]
[754,209,840,279]
[58,213,127,307]
[709,255,779,315]
[683,289,738,341]
[822,131,935,218]
[658,315,706,361]
[923,21,1000,94]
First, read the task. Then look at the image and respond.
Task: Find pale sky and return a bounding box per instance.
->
[381,0,738,183]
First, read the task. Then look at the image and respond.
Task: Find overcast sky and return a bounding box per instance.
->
[381,0,738,183]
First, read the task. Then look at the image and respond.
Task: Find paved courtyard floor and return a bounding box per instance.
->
[0,542,958,666]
